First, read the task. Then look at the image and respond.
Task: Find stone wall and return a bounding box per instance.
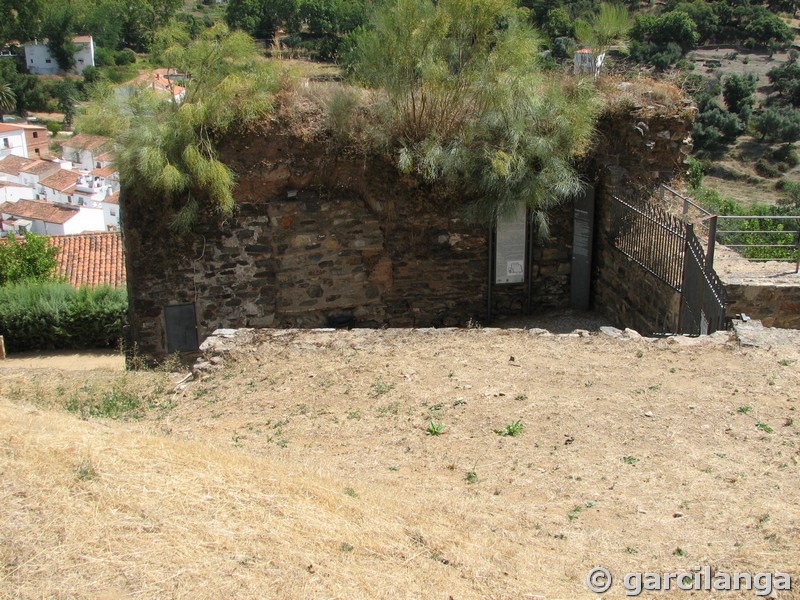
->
[122,92,696,359]
[725,282,800,329]
[590,102,695,335]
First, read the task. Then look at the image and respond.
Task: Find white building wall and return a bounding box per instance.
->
[103,202,120,230]
[0,186,37,203]
[62,207,105,234]
[24,38,95,75]
[0,130,28,159]
[62,147,96,171]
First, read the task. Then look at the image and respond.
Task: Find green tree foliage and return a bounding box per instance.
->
[287,0,368,59]
[0,0,43,46]
[753,106,800,142]
[0,232,60,286]
[722,73,756,117]
[77,25,282,232]
[544,7,575,39]
[767,60,800,105]
[768,0,800,16]
[691,94,746,153]
[348,0,599,228]
[225,0,296,38]
[631,11,698,53]
[743,7,793,49]
[55,79,79,127]
[672,0,718,43]
[42,4,79,72]
[0,81,15,119]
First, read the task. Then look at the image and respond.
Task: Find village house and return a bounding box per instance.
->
[0,199,104,236]
[38,169,80,204]
[18,159,61,189]
[15,123,50,158]
[23,35,95,75]
[0,124,29,160]
[0,181,37,203]
[0,155,35,184]
[60,134,112,171]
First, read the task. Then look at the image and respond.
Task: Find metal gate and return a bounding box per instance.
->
[678,225,727,335]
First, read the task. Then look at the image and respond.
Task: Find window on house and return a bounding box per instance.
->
[78,59,84,64]
[32,132,38,138]
[34,148,40,155]
[2,138,8,148]
[110,209,117,217]
[45,59,51,63]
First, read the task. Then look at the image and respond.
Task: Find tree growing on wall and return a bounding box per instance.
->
[0,232,60,286]
[77,24,282,232]
[348,0,599,231]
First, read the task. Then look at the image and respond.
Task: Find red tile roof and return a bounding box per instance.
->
[0,199,80,224]
[49,231,126,287]
[0,154,35,176]
[0,123,24,133]
[20,159,61,177]
[105,190,120,205]
[91,165,118,178]
[0,181,29,188]
[62,133,110,151]
[40,169,80,192]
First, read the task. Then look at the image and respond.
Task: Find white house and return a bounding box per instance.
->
[0,199,105,236]
[0,124,28,160]
[60,133,111,171]
[18,159,61,189]
[38,169,80,204]
[24,35,95,75]
[0,155,36,184]
[72,173,114,208]
[0,182,37,203]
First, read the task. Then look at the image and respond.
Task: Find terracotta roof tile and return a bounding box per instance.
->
[0,123,24,133]
[20,159,61,177]
[62,133,110,151]
[40,169,80,191]
[73,35,93,44]
[0,199,80,224]
[91,165,118,178]
[0,155,35,176]
[48,231,126,287]
[105,190,120,205]
[0,181,30,188]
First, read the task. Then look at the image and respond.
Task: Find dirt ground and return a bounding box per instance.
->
[1,327,799,599]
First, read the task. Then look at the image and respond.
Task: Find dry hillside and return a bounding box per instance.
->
[1,327,799,599]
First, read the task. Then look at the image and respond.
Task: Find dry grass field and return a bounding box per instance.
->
[1,328,799,599]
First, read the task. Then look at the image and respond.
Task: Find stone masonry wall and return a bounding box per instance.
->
[591,102,695,335]
[725,283,800,329]
[123,92,695,359]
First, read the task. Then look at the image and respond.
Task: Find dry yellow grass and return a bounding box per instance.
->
[1,328,799,599]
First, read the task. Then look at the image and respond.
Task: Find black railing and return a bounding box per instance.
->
[610,194,728,335]
[610,195,686,291]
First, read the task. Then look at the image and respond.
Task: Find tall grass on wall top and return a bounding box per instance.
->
[0,282,128,352]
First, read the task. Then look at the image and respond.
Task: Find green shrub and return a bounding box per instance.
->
[0,282,128,352]
[755,158,781,178]
[771,143,799,168]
